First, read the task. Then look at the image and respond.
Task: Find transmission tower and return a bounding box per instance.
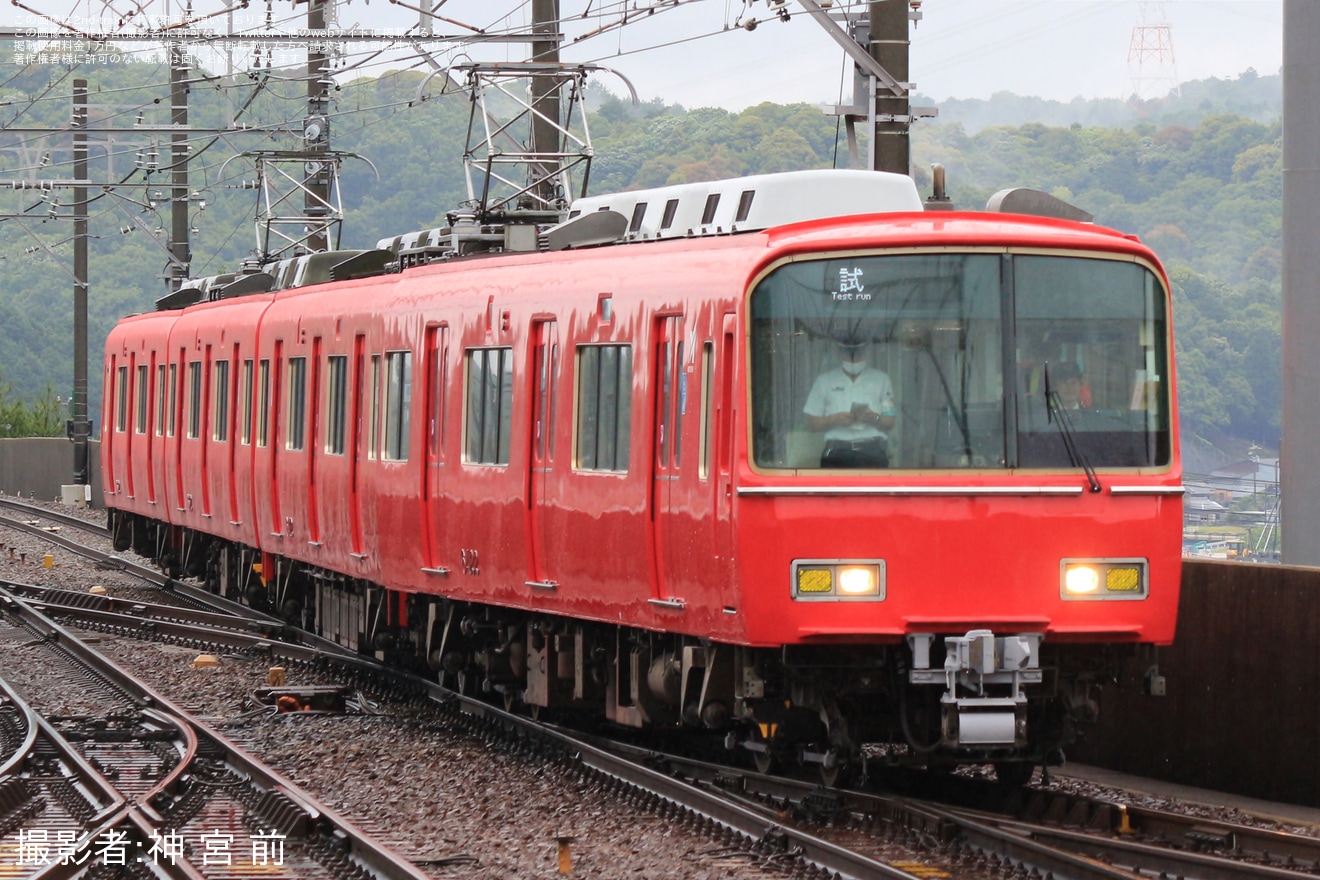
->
[1128,1,1181,100]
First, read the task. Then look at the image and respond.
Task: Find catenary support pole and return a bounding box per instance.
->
[868,0,909,174]
[168,42,190,290]
[1281,0,1320,564]
[72,80,89,487]
[530,0,562,207]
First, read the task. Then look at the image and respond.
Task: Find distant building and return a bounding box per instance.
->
[1185,493,1226,525]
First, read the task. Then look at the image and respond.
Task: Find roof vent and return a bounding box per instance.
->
[985,188,1092,222]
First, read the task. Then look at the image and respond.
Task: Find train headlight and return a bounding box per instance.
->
[793,560,885,601]
[1061,559,1148,600]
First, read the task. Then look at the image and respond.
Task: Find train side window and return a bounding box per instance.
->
[240,359,254,445]
[256,359,270,447]
[287,357,307,450]
[155,365,167,437]
[187,362,202,439]
[384,350,411,461]
[213,360,230,442]
[326,355,348,455]
[368,354,381,460]
[116,366,128,432]
[574,343,632,472]
[464,347,513,465]
[167,363,178,438]
[135,365,148,434]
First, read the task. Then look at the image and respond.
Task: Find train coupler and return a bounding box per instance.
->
[908,630,1044,747]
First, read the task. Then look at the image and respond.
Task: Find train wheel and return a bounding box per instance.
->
[818,753,853,788]
[747,728,776,775]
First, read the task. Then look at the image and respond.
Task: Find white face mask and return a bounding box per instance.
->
[841,360,866,376]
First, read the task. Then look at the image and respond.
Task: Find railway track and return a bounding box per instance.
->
[6,515,1320,880]
[0,589,437,879]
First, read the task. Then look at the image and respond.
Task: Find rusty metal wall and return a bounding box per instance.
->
[0,438,103,507]
[1072,559,1319,805]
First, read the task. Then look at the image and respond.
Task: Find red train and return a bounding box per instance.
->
[102,169,1182,784]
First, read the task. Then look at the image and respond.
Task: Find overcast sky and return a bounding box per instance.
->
[10,1,1284,110]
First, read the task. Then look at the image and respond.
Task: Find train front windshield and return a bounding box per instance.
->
[749,252,1171,470]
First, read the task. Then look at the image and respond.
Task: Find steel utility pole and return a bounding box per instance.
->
[71,80,89,488]
[305,0,331,252]
[1281,0,1320,565]
[168,42,191,290]
[530,0,562,207]
[868,0,910,174]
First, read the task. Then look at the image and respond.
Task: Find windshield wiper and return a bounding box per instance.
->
[1044,364,1101,493]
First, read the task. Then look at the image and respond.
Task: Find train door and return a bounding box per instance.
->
[125,354,136,499]
[422,324,449,572]
[200,347,212,517]
[147,356,158,504]
[350,334,367,556]
[308,337,323,545]
[715,313,737,563]
[527,319,559,588]
[650,314,684,604]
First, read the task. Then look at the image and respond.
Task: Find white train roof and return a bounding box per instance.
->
[564,169,924,242]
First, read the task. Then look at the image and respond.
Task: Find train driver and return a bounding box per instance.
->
[1051,362,1090,410]
[803,342,897,468]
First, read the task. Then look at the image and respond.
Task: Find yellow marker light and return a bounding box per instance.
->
[797,568,833,593]
[837,566,877,595]
[1106,567,1141,592]
[1064,565,1101,595]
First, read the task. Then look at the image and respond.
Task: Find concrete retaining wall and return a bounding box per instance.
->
[1072,559,1319,806]
[0,438,102,507]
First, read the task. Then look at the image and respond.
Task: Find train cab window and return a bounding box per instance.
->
[383,351,411,461]
[326,355,348,455]
[1012,256,1170,468]
[575,344,632,472]
[213,360,230,442]
[155,365,167,437]
[240,359,254,445]
[187,362,202,439]
[256,359,270,447]
[465,347,513,465]
[116,366,128,432]
[749,252,1171,471]
[135,365,149,434]
[287,357,307,450]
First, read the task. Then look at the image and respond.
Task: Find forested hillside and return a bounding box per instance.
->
[0,61,1280,461]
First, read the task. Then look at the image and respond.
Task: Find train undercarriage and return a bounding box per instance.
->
[110,510,1145,787]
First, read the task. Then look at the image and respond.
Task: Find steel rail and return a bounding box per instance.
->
[0,510,287,621]
[0,677,39,779]
[2,579,295,638]
[0,497,109,537]
[984,816,1317,880]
